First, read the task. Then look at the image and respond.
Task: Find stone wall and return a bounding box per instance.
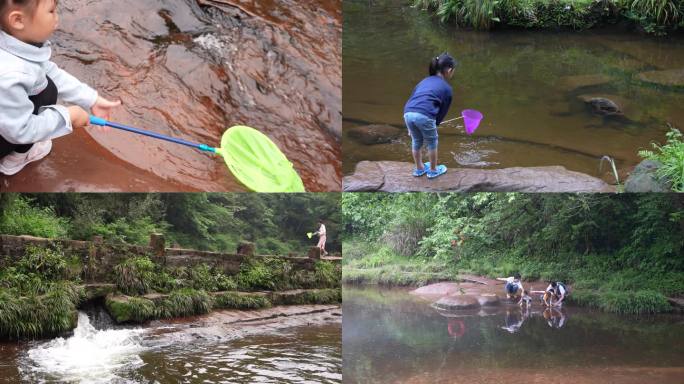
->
[0,234,334,282]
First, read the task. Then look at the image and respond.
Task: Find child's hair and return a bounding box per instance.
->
[550,281,558,287]
[0,0,53,31]
[514,273,521,280]
[429,53,456,77]
[523,290,529,295]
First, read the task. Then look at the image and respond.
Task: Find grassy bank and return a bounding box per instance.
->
[105,288,342,324]
[104,254,342,324]
[0,245,341,338]
[413,0,684,35]
[343,241,457,286]
[343,239,681,314]
[0,246,84,339]
[342,193,683,314]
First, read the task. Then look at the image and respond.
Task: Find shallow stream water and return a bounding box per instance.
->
[343,0,684,182]
[0,306,342,383]
[343,286,684,384]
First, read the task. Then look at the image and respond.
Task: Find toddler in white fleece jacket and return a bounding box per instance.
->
[0,0,120,175]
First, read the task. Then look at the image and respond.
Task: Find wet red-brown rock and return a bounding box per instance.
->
[2,0,341,192]
[344,161,615,193]
[433,295,480,310]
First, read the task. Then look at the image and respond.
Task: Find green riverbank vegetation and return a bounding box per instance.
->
[0,193,342,339]
[413,0,683,35]
[342,193,684,314]
[1,245,341,336]
[0,246,84,339]
[639,126,684,192]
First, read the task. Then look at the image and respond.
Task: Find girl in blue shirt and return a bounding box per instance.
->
[403,53,455,179]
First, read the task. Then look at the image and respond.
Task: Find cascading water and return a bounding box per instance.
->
[5,306,342,383]
[20,312,146,384]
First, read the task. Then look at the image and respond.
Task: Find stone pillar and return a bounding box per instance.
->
[150,233,166,259]
[85,236,103,282]
[308,246,321,260]
[237,241,255,257]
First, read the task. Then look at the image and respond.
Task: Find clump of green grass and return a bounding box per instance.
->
[235,257,326,291]
[0,245,85,339]
[156,289,213,319]
[273,289,342,306]
[114,257,241,295]
[0,283,83,339]
[188,264,237,292]
[312,261,341,288]
[639,126,684,192]
[571,289,672,314]
[114,256,156,295]
[106,296,156,323]
[213,292,272,310]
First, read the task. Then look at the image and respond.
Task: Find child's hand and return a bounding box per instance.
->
[91,96,122,121]
[68,106,90,130]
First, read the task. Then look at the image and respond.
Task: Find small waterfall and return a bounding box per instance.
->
[22,312,146,384]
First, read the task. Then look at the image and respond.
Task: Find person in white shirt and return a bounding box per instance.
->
[543,281,568,307]
[314,219,327,255]
[0,0,120,175]
[496,273,524,301]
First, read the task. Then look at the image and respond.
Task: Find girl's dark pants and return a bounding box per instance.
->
[0,76,58,158]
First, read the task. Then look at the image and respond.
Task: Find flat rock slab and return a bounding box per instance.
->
[636,68,684,88]
[347,124,403,145]
[558,74,613,91]
[411,282,462,298]
[477,294,500,306]
[433,295,480,310]
[344,161,615,192]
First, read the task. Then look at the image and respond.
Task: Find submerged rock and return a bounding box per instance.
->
[624,160,672,192]
[477,294,500,307]
[636,68,684,88]
[433,295,480,310]
[558,74,613,91]
[579,96,622,116]
[343,161,615,193]
[346,124,403,145]
[411,282,461,297]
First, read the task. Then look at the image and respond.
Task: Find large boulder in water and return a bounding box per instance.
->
[624,160,672,192]
[578,96,622,116]
[346,124,403,145]
[636,68,684,88]
[411,282,461,299]
[477,294,500,307]
[343,161,615,193]
[433,295,480,310]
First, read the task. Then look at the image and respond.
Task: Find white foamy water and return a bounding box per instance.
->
[194,33,227,53]
[22,312,146,384]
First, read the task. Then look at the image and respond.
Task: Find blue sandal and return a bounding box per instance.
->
[412,162,431,177]
[427,164,447,179]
